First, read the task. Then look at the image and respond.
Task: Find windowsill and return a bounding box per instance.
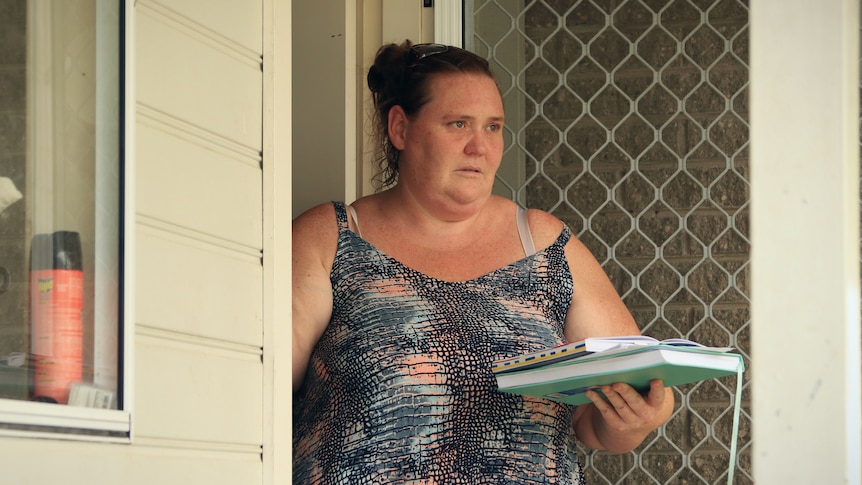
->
[0,398,130,443]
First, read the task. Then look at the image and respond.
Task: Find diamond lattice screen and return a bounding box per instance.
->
[467,1,751,483]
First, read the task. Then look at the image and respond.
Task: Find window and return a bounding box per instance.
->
[0,0,128,437]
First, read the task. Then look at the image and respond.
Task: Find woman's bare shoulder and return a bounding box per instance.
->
[294,201,336,222]
[293,202,340,255]
[522,207,567,248]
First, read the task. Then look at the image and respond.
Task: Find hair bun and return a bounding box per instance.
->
[367,65,386,93]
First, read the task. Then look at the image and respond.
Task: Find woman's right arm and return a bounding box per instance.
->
[292,203,338,392]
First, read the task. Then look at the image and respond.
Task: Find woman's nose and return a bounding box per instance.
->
[465,130,488,156]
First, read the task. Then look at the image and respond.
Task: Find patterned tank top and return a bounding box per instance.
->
[293,201,586,484]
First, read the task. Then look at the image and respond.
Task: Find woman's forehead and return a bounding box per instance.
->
[422,73,504,114]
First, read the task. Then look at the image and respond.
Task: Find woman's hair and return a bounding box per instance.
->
[366,40,496,188]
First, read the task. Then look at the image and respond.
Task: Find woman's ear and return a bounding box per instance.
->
[388,106,408,151]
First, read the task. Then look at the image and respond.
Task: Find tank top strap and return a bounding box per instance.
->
[332,201,349,232]
[517,206,537,257]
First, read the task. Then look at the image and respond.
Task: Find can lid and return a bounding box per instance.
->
[30,231,82,271]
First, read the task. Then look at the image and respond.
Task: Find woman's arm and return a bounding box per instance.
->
[529,209,674,452]
[292,203,338,391]
[573,379,673,453]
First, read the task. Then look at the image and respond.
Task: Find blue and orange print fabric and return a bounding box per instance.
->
[293,201,586,484]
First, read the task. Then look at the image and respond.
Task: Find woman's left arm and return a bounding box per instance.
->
[557,223,674,453]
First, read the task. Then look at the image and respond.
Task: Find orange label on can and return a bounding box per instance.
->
[30,269,84,404]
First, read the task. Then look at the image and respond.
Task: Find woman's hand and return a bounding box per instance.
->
[574,379,674,453]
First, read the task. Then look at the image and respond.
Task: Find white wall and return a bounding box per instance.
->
[750,0,861,482]
[293,0,436,208]
[292,0,352,217]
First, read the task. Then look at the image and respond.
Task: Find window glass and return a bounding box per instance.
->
[0,0,121,411]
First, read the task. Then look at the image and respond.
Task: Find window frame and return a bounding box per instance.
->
[0,0,134,442]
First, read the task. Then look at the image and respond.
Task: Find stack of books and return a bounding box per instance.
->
[493,335,742,406]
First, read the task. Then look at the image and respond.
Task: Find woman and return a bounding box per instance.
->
[292,41,673,483]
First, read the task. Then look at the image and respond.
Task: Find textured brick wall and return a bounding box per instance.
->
[473,0,751,483]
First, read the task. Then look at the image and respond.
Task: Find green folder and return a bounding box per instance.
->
[496,345,744,406]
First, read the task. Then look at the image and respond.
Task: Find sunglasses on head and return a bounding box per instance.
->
[406,43,449,66]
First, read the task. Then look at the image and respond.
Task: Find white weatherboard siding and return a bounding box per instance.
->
[135,227,262,345]
[0,0,267,483]
[0,438,262,482]
[133,0,265,476]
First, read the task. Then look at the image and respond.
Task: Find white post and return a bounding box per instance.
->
[263,0,292,483]
[750,0,861,483]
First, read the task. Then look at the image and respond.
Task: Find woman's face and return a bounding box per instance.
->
[389,72,505,215]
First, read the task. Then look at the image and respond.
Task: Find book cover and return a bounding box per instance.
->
[491,335,732,374]
[495,345,743,406]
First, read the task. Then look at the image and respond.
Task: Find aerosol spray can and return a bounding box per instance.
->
[30,231,83,404]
